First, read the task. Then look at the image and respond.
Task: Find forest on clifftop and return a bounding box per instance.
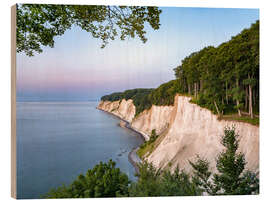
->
[101,20,259,124]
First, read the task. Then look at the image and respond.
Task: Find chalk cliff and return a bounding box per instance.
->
[97,95,259,173]
[98,99,135,123]
[131,105,174,141]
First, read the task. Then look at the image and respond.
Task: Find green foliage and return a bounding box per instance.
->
[128,161,200,197]
[16,4,162,56]
[190,126,259,195]
[149,79,185,106]
[101,88,153,116]
[44,160,201,198]
[137,129,158,158]
[220,115,259,126]
[189,157,216,195]
[101,79,185,116]
[151,129,156,137]
[174,20,259,119]
[44,160,129,198]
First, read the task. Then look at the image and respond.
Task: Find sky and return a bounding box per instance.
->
[16,7,259,101]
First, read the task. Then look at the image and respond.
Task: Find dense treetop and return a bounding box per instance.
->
[173,20,259,119]
[16,4,162,56]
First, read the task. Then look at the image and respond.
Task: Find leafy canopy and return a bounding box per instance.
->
[16,4,162,56]
[173,21,259,118]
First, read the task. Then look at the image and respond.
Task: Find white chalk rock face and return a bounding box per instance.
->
[97,99,135,123]
[131,105,174,140]
[146,95,259,173]
[97,100,120,113]
[117,99,136,122]
[97,95,259,173]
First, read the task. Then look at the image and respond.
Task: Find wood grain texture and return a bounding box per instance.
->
[11,4,17,199]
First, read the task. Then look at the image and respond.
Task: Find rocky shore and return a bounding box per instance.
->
[128,147,142,174]
[97,107,144,172]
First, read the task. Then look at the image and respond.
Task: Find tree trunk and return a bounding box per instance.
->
[194,83,196,98]
[226,81,228,105]
[188,84,191,95]
[195,82,198,98]
[253,88,256,106]
[196,82,198,98]
[200,80,203,92]
[236,100,242,117]
[197,82,199,95]
[245,86,248,111]
[236,79,241,117]
[214,100,220,115]
[249,84,253,119]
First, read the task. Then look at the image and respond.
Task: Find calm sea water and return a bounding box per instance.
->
[16,101,144,199]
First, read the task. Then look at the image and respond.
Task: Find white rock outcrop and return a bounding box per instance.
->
[97,95,259,173]
[98,99,135,123]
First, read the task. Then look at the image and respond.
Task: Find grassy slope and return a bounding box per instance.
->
[137,127,170,159]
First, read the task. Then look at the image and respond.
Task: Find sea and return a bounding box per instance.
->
[16,101,144,199]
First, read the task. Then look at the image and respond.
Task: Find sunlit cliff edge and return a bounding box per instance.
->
[97,94,259,174]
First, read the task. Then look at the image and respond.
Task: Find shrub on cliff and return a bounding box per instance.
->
[189,126,259,195]
[137,129,158,158]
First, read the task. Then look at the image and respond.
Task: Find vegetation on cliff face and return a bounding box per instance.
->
[101,21,259,124]
[45,127,259,198]
[137,129,158,158]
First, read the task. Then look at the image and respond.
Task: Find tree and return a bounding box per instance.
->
[190,126,259,195]
[128,161,200,197]
[44,160,130,198]
[128,161,162,196]
[16,4,162,56]
[173,20,259,119]
[238,21,259,118]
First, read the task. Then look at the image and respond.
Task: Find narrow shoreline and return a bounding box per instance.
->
[96,107,144,173]
[128,147,141,174]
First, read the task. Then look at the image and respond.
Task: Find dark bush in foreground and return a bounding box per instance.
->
[128,161,201,197]
[44,160,129,198]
